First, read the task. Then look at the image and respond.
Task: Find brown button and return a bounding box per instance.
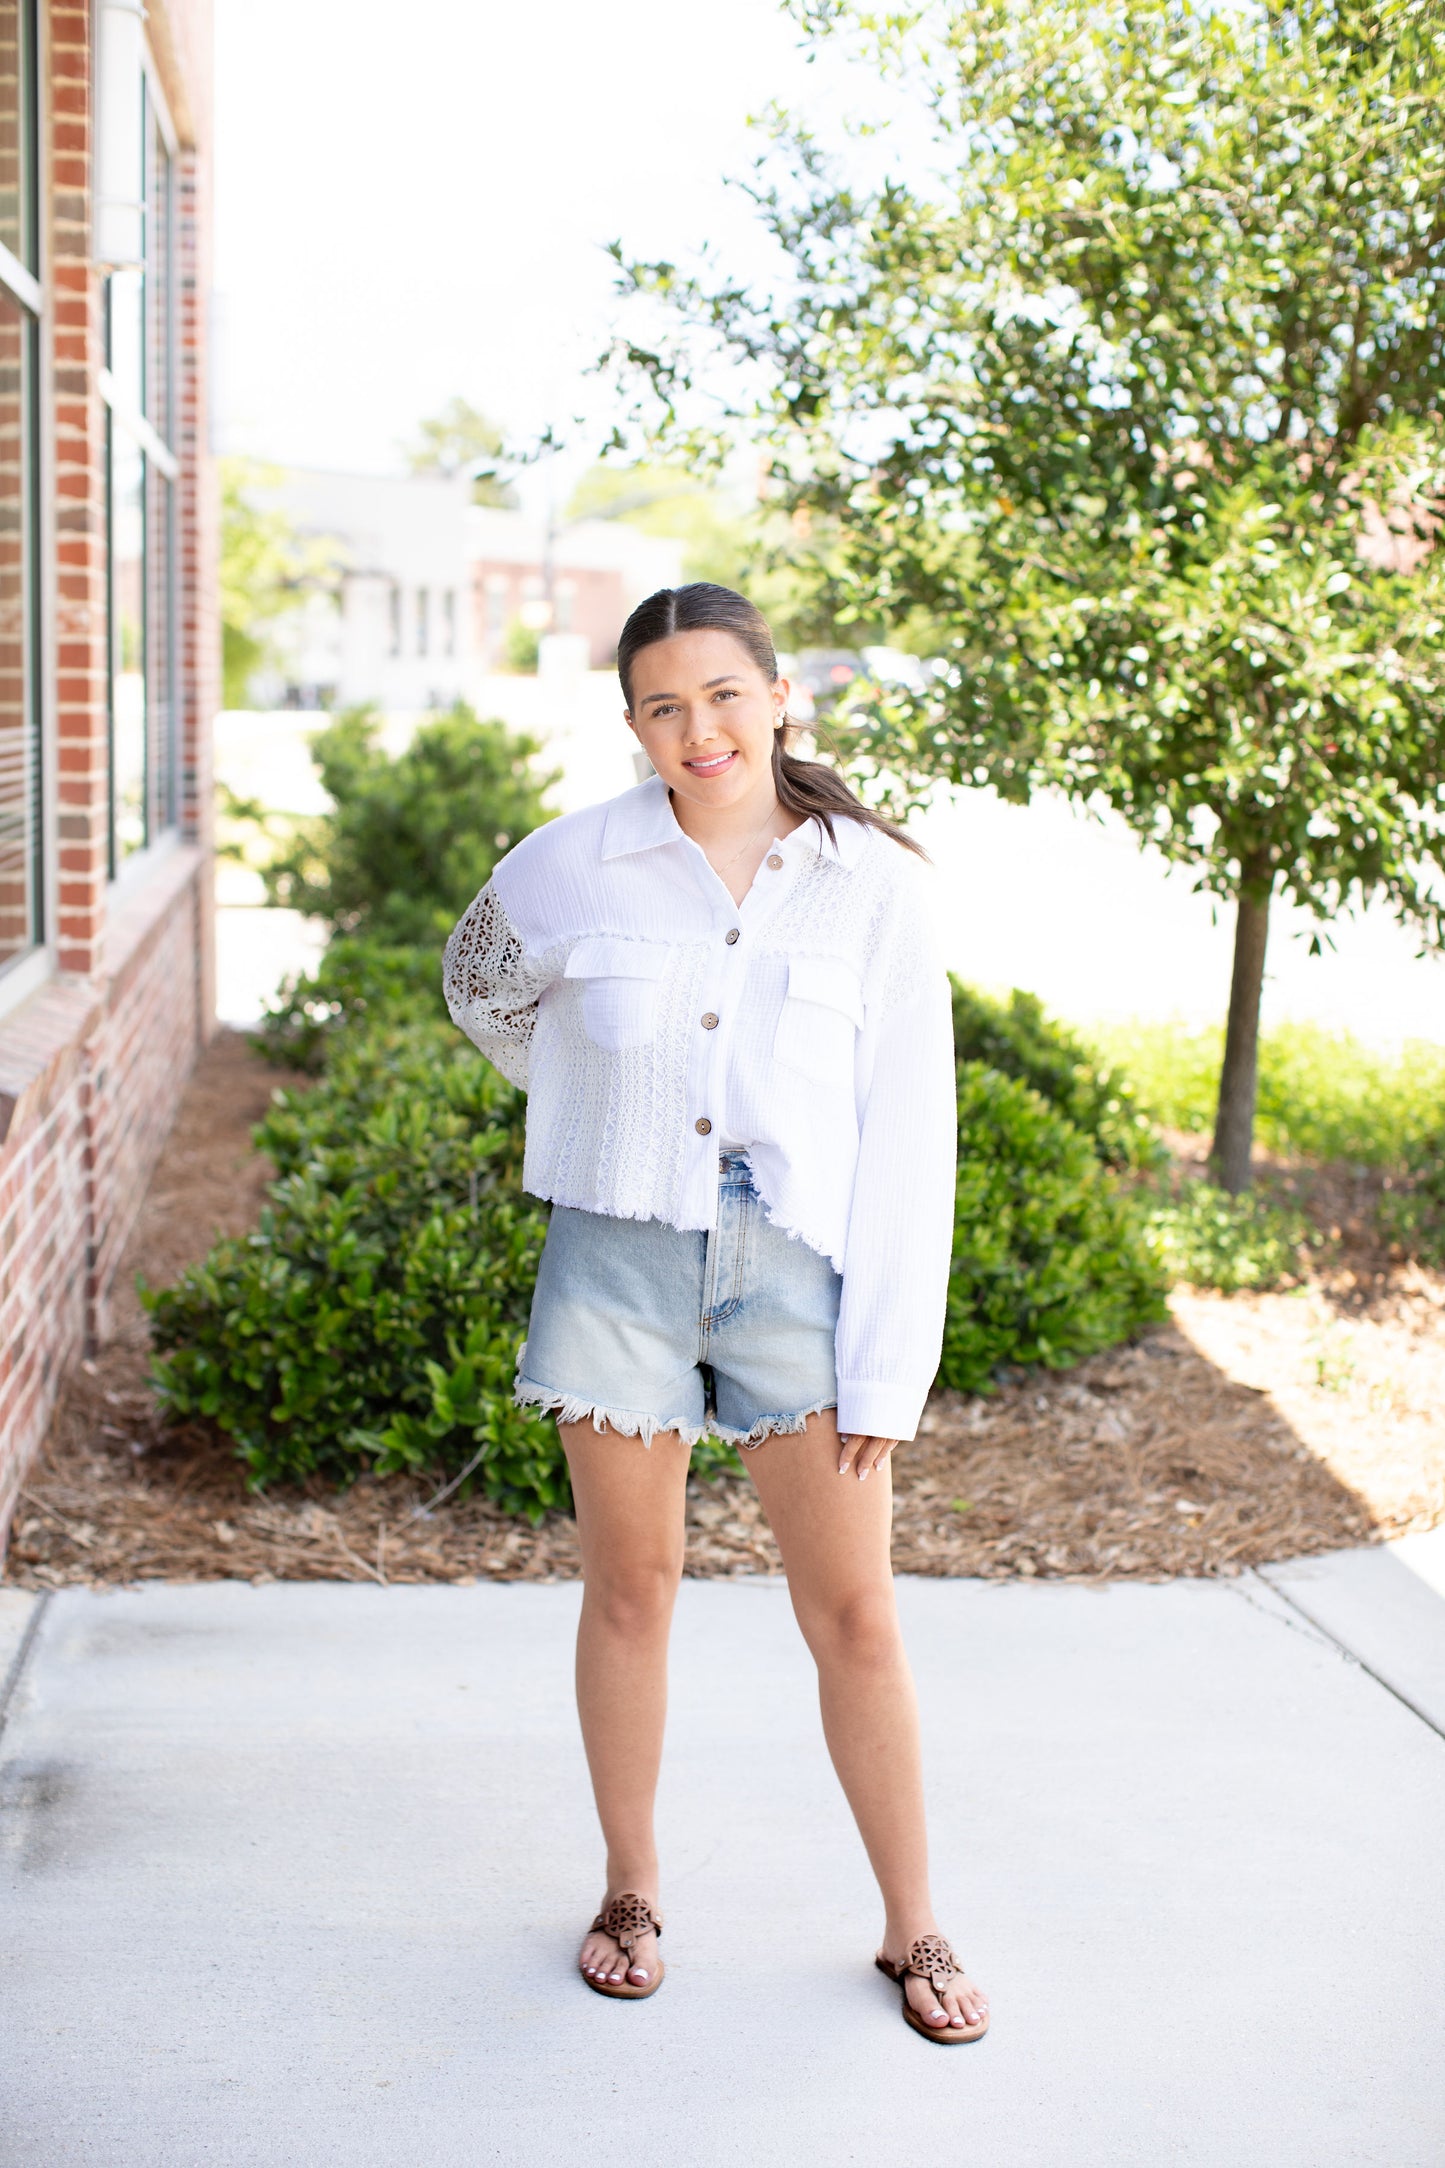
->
[766,853,783,870]
[701,1012,719,1030]
[695,1117,712,1135]
[724,927,741,945]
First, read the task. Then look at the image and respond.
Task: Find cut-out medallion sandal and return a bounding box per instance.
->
[875,1934,988,2044]
[580,1892,665,2001]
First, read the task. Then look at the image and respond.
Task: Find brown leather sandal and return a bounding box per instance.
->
[580,1892,665,2001]
[876,1934,988,2044]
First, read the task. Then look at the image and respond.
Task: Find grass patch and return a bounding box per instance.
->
[1087,1018,1445,1167]
[1147,1182,1315,1293]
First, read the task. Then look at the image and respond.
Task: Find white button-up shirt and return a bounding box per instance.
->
[443,776,956,1440]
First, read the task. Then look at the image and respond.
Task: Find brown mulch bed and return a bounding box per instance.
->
[5,1032,1441,1591]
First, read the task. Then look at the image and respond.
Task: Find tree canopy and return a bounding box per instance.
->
[406,396,519,507]
[219,458,340,708]
[615,0,1445,1183]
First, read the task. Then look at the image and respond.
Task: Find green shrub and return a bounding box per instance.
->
[503,619,539,672]
[940,1064,1168,1394]
[145,1029,571,1515]
[1089,1017,1445,1166]
[253,938,446,1073]
[149,1004,734,1515]
[262,703,557,945]
[1148,1182,1312,1293]
[1378,1138,1445,1264]
[153,955,1175,1506]
[950,981,1159,1169]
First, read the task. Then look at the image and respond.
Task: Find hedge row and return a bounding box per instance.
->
[146,941,1167,1514]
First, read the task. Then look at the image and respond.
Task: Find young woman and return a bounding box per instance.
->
[443,582,989,2043]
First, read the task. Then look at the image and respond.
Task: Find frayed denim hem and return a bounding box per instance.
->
[513,1379,836,1453]
[513,1377,711,1449]
[711,1399,838,1451]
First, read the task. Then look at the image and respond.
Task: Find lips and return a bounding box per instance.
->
[683,750,737,775]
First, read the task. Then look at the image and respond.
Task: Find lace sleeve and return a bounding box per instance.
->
[442,883,558,1089]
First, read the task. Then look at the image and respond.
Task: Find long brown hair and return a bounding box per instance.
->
[616,583,925,858]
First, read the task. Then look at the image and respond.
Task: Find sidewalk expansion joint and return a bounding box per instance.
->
[1233,1569,1445,1748]
[0,1589,53,1748]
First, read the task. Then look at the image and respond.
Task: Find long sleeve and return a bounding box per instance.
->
[833,912,957,1443]
[442,881,562,1090]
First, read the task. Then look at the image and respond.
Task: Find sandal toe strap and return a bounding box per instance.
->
[902,1933,961,1998]
[591,1892,663,1960]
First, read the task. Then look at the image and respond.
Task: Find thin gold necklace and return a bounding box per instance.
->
[706,797,783,879]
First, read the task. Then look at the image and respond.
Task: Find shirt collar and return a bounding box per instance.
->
[601,773,869,871]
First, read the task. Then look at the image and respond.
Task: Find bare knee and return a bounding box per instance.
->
[797,1583,903,1673]
[583,1558,681,1641]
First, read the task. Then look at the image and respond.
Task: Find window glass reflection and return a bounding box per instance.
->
[145,112,169,437]
[109,266,144,419]
[0,287,31,965]
[146,461,172,833]
[109,422,146,863]
[0,0,33,273]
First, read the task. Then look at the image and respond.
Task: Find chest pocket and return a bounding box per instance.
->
[773,954,866,1085]
[565,936,671,1052]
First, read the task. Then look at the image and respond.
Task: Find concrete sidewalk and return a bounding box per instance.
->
[1,1564,1443,2168]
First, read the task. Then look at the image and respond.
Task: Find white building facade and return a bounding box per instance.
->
[254,468,684,712]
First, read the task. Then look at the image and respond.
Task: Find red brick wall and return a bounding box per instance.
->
[0,0,215,1554]
[472,559,629,670]
[0,1002,90,1526]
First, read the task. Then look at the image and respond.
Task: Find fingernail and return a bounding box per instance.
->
[859,1466,870,1481]
[837,1462,848,1475]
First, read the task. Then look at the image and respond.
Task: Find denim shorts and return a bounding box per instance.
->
[514,1152,841,1448]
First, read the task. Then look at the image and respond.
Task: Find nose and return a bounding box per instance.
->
[680,705,720,746]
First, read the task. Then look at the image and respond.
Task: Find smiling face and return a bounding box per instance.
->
[624,628,788,815]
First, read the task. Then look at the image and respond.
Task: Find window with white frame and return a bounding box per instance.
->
[100,32,178,874]
[0,0,39,978]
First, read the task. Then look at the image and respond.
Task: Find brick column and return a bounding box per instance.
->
[175,141,215,1037]
[49,0,109,982]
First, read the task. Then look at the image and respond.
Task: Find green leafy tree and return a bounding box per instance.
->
[616,0,1445,1188]
[566,462,755,586]
[566,459,874,647]
[219,457,340,707]
[406,395,519,507]
[263,703,557,945]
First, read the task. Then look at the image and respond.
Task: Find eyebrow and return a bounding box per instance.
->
[640,675,744,706]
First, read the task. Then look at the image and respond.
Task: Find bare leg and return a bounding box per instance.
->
[560,1418,691,1989]
[743,1411,989,2032]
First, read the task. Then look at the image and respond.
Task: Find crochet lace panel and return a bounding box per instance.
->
[755,845,934,1015]
[442,883,560,1089]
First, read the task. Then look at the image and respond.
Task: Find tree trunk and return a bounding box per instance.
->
[1209,859,1273,1193]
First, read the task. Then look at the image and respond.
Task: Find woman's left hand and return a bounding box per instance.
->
[837,1433,899,1482]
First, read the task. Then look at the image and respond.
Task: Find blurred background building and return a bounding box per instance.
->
[245,467,684,711]
[0,0,216,1534]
